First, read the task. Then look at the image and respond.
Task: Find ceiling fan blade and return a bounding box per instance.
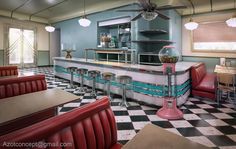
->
[138,0,151,10]
[116,9,143,12]
[156,5,187,10]
[131,13,142,21]
[155,10,170,20]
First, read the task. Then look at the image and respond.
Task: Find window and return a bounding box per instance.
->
[8,27,35,66]
[192,22,236,52]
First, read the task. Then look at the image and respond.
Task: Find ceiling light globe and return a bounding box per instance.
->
[226,17,236,27]
[141,12,158,21]
[78,17,91,27]
[45,25,55,32]
[184,21,199,30]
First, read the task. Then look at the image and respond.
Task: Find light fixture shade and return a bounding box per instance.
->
[184,21,199,30]
[78,17,91,27]
[226,17,236,27]
[45,25,55,32]
[141,12,158,21]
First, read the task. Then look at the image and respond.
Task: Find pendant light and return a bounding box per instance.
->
[226,0,236,27]
[45,25,55,32]
[78,0,91,27]
[184,0,198,31]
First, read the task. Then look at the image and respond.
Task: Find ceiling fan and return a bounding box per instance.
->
[117,0,187,21]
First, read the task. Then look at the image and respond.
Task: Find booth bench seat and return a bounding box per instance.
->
[0,74,47,99]
[0,97,122,149]
[0,74,49,135]
[0,66,18,77]
[191,63,216,100]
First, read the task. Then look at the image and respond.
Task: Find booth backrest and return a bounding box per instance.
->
[191,63,207,88]
[0,74,47,99]
[0,97,120,149]
[0,66,18,77]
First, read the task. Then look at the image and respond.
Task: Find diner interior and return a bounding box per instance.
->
[0,0,236,148]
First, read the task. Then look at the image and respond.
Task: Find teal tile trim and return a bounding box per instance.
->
[55,65,190,97]
[38,51,49,66]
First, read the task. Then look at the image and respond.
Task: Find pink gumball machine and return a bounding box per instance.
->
[157,45,183,119]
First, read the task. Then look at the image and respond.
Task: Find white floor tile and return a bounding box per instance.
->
[205,119,229,126]
[189,109,208,114]
[128,110,146,116]
[196,127,224,136]
[115,116,132,123]
[186,136,216,148]
[183,114,201,120]
[211,113,234,119]
[117,130,136,141]
[147,115,167,121]
[165,128,182,136]
[132,122,151,130]
[196,104,214,109]
[170,120,193,128]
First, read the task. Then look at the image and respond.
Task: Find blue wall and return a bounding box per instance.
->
[55,4,182,61]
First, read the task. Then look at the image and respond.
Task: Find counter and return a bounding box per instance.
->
[54,57,197,106]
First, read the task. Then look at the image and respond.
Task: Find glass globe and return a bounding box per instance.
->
[159,45,180,63]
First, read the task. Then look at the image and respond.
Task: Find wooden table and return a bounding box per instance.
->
[0,88,79,135]
[214,65,236,74]
[122,124,210,149]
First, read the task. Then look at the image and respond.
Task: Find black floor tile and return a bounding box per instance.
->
[113,111,129,116]
[151,121,174,128]
[177,127,203,137]
[127,106,143,110]
[207,135,236,146]
[188,120,211,127]
[117,123,134,130]
[144,110,156,115]
[222,119,236,125]
[130,116,149,122]
[60,107,77,112]
[197,114,217,120]
[204,108,222,113]
[215,126,236,135]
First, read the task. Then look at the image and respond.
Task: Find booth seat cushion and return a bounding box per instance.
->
[191,63,207,88]
[0,74,47,99]
[0,97,121,149]
[0,66,18,77]
[195,74,216,93]
[191,63,216,100]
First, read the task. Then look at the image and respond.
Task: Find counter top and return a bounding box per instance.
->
[54,57,197,74]
[85,48,136,52]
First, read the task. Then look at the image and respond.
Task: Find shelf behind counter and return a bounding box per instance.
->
[84,48,136,64]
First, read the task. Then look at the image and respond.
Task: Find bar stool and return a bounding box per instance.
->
[117,75,132,107]
[67,67,78,88]
[102,72,116,101]
[88,70,101,97]
[77,68,88,92]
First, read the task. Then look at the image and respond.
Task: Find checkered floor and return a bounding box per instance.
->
[20,67,236,149]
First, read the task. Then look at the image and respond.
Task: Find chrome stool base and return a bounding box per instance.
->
[88,70,101,97]
[102,72,115,101]
[77,68,88,93]
[117,75,132,107]
[67,67,78,88]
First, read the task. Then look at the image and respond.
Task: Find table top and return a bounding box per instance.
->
[214,65,236,74]
[122,124,210,149]
[0,88,79,124]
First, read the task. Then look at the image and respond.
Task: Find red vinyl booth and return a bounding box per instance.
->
[191,63,216,100]
[0,74,47,99]
[0,66,18,77]
[0,97,122,149]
